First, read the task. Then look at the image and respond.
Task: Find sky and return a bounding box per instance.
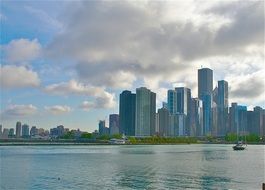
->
[0,0,264,132]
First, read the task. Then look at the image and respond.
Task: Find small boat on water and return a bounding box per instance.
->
[233,141,247,151]
[109,138,126,144]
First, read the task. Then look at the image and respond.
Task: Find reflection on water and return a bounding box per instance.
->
[0,144,264,190]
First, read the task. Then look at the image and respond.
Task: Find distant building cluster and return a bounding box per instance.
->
[99,68,265,137]
[0,122,83,140]
[0,122,49,139]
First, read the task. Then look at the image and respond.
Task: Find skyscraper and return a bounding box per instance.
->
[98,120,109,135]
[167,90,177,114]
[57,125,65,137]
[198,68,213,136]
[229,103,247,135]
[150,92,156,136]
[30,126,38,136]
[158,108,170,136]
[253,106,264,137]
[119,90,136,136]
[176,113,186,136]
[175,87,191,136]
[16,121,22,138]
[190,98,203,137]
[217,80,229,136]
[175,87,191,115]
[109,114,120,135]
[135,87,156,137]
[8,128,15,138]
[211,102,218,136]
[2,128,9,139]
[22,124,30,138]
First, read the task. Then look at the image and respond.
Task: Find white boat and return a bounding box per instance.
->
[109,138,126,144]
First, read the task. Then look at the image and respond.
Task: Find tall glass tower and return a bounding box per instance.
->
[167,90,177,114]
[16,121,22,138]
[135,87,156,137]
[198,68,213,136]
[217,80,228,136]
[119,90,136,136]
[175,87,191,135]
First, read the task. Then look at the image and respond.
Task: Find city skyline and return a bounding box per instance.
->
[1,66,264,135]
[1,1,264,132]
[1,66,264,132]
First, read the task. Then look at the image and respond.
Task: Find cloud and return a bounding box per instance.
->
[45,105,71,115]
[211,1,264,49]
[44,80,116,109]
[79,94,116,110]
[44,1,263,100]
[76,61,136,88]
[25,6,63,31]
[3,38,41,64]
[227,70,265,106]
[1,104,37,118]
[0,65,40,89]
[44,79,109,97]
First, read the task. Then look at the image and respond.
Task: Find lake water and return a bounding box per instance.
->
[0,144,264,190]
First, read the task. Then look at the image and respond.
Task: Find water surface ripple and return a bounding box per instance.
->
[0,144,264,190]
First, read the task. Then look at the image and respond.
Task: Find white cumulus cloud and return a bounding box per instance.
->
[45,105,72,115]
[1,104,38,118]
[0,65,40,89]
[3,38,41,64]
[44,80,116,109]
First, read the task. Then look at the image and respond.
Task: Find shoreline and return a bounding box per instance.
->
[1,141,264,146]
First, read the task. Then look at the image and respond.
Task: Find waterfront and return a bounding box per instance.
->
[0,145,264,189]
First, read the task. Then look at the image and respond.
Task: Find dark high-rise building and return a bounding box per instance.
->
[119,90,136,136]
[158,108,170,137]
[198,68,213,136]
[16,121,22,138]
[22,124,30,138]
[135,87,156,137]
[109,114,120,135]
[217,80,229,136]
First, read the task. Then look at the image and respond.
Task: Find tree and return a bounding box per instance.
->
[225,133,237,142]
[111,134,122,139]
[81,132,92,139]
